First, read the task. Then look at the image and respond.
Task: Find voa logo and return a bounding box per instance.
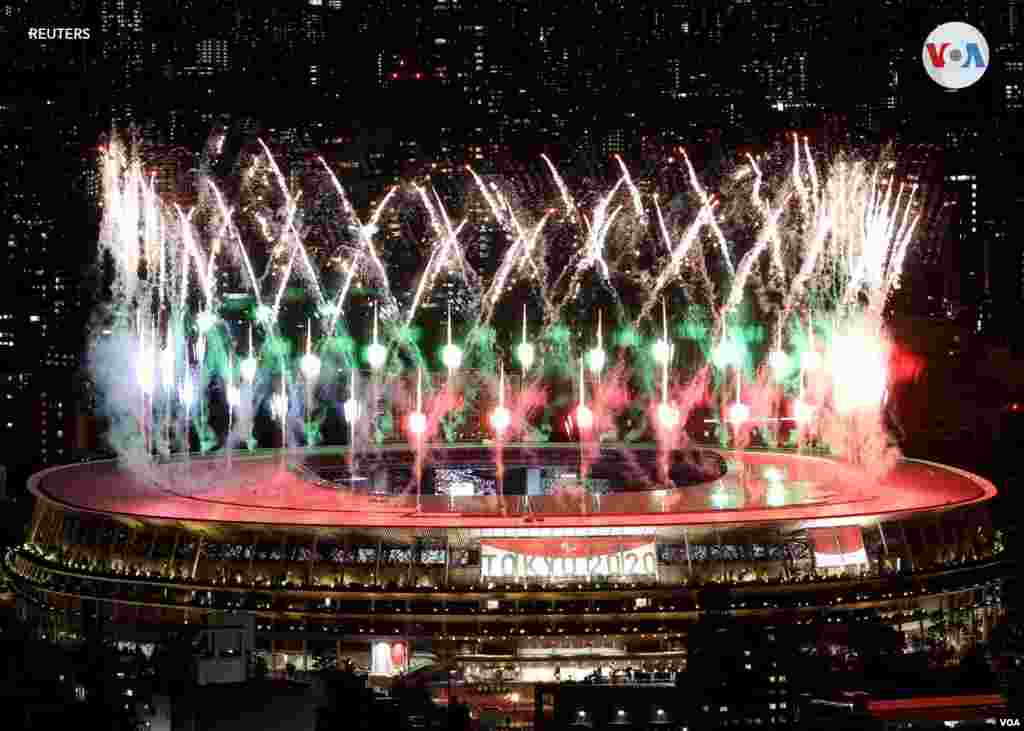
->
[923,22,989,90]
[998,719,1021,727]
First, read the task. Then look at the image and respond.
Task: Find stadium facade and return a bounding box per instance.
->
[3,444,1006,726]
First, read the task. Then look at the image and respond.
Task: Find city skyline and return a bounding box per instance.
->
[0,1,1022,499]
[0,3,1022,729]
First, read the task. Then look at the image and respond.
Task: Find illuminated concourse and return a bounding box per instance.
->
[2,444,1010,727]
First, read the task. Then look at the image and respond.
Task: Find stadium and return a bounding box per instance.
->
[4,442,1003,726]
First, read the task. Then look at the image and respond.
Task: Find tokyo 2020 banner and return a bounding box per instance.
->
[480,538,657,580]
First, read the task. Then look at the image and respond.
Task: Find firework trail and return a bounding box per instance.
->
[318,155,399,330]
[90,129,922,478]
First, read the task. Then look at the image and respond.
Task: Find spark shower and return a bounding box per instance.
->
[89,130,919,494]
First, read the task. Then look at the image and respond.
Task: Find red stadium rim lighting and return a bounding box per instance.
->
[26,445,997,531]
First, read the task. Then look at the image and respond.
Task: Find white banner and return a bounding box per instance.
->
[480,539,657,580]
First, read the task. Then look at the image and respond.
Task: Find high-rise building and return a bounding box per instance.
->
[943,127,986,331]
[32,385,76,468]
[1003,54,1024,112]
[682,622,798,728]
[196,38,230,73]
[0,372,31,457]
[97,0,146,90]
[0,111,61,470]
